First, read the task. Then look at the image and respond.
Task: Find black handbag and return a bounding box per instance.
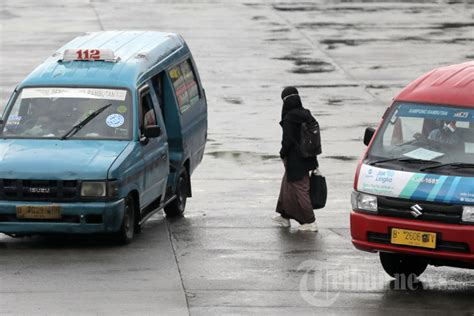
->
[309,170,327,209]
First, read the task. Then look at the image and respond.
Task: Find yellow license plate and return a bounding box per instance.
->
[16,205,62,219]
[391,228,437,249]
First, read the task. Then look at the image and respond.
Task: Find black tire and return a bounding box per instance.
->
[115,195,136,244]
[380,252,428,278]
[164,170,188,217]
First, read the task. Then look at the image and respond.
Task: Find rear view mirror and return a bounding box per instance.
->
[364,127,375,146]
[144,125,161,138]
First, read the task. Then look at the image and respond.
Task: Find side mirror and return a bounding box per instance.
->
[143,125,161,138]
[364,127,375,146]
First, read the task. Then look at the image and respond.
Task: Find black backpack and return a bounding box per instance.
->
[299,119,322,157]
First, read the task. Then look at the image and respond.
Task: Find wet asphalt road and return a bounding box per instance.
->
[1,0,474,315]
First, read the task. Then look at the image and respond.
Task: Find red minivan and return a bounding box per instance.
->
[351,61,474,277]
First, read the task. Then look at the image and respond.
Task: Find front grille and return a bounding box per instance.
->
[368,232,470,253]
[377,196,463,224]
[0,179,79,201]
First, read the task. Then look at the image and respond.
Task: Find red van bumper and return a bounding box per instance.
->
[351,211,474,265]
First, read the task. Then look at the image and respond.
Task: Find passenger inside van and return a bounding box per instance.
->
[427,121,461,145]
[142,93,157,127]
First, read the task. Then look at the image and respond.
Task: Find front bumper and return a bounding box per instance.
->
[0,199,125,234]
[351,210,474,264]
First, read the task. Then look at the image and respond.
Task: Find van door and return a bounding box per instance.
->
[168,59,207,175]
[181,59,207,172]
[138,85,169,208]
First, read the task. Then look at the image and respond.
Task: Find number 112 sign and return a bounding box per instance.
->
[62,49,117,62]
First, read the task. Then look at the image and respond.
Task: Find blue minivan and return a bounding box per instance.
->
[0,31,207,243]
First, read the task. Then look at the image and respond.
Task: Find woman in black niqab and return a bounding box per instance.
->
[273,87,319,231]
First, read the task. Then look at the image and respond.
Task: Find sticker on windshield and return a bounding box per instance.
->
[5,115,22,129]
[117,105,127,114]
[106,114,125,128]
[397,103,474,122]
[6,115,21,123]
[21,88,127,101]
[389,109,399,124]
[403,148,444,161]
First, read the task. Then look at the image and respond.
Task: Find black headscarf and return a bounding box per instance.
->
[281,86,303,120]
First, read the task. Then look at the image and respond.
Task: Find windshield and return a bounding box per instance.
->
[367,102,474,173]
[1,87,132,140]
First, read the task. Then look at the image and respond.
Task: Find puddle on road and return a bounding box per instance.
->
[325,155,358,161]
[365,84,391,89]
[223,97,243,105]
[297,84,360,88]
[209,142,223,147]
[273,55,307,62]
[320,37,473,49]
[312,111,331,117]
[320,39,368,48]
[325,97,364,107]
[298,22,474,33]
[0,10,19,19]
[272,4,321,12]
[273,3,443,13]
[327,98,344,106]
[399,36,432,42]
[291,60,335,74]
[267,22,285,27]
[207,151,279,163]
[269,28,291,33]
[298,22,357,30]
[274,55,335,74]
[443,38,474,44]
[265,37,297,43]
[435,22,474,29]
[287,15,473,50]
[243,3,263,8]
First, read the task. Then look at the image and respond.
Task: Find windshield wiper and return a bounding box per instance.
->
[60,104,111,140]
[420,163,474,172]
[369,157,441,166]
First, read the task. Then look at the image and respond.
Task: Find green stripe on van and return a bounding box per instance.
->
[400,174,424,199]
[427,176,448,201]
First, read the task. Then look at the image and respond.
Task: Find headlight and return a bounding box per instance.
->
[351,191,378,213]
[462,206,474,223]
[81,181,106,197]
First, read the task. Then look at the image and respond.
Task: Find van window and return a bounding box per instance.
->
[368,102,474,173]
[140,90,157,128]
[169,59,201,113]
[383,117,423,147]
[180,60,200,107]
[169,65,190,112]
[1,87,132,140]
